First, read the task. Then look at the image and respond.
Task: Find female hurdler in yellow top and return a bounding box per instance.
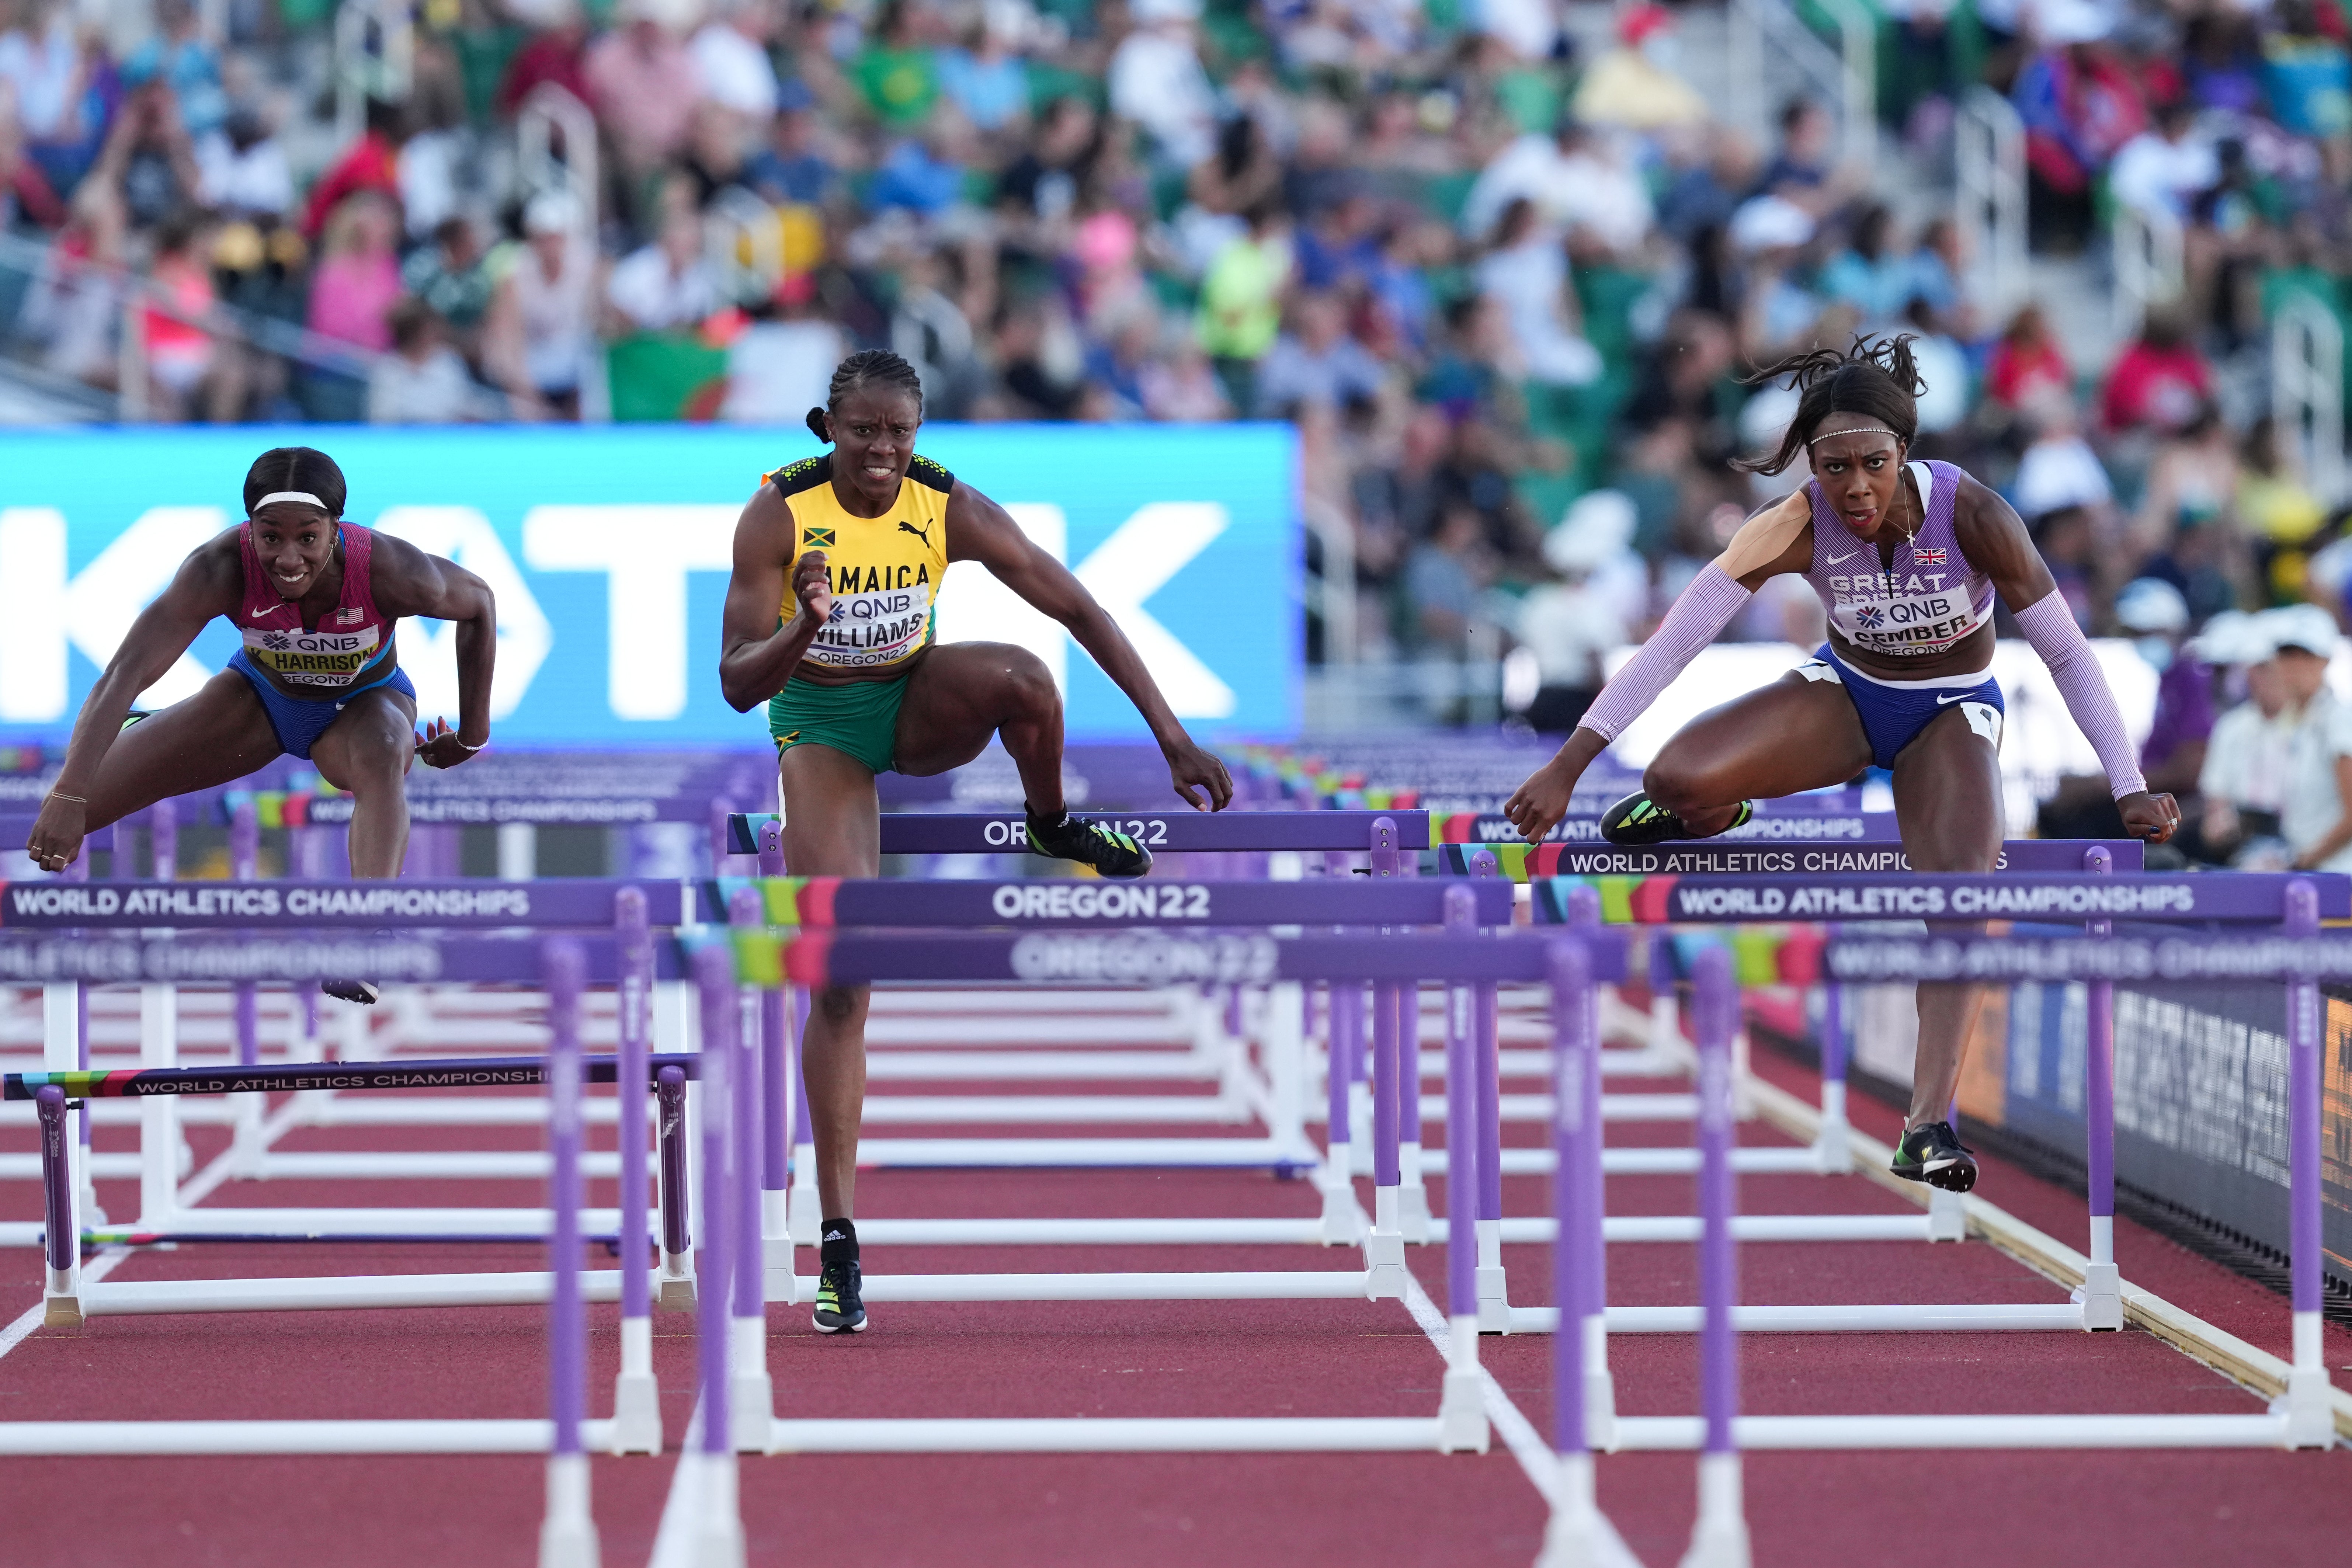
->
[716,347,1232,1333]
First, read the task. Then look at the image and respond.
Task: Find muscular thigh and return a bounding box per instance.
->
[1890,706,2004,872]
[309,684,419,792]
[892,643,1038,777]
[84,670,283,829]
[1646,670,1873,808]
[778,742,880,877]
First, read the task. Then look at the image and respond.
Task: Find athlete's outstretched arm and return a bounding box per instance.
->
[1504,487,1814,842]
[28,540,240,868]
[946,481,1232,811]
[371,533,497,769]
[1955,474,2179,843]
[719,485,834,713]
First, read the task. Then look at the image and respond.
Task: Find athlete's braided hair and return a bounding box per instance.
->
[240,447,348,518]
[806,350,925,443]
[1736,334,1927,476]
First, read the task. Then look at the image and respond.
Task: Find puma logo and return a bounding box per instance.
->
[897,519,932,547]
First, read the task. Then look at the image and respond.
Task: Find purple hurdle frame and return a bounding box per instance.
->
[37,1085,76,1323]
[610,888,662,1451]
[2282,877,2334,1443]
[227,801,266,1175]
[756,823,797,1280]
[726,886,775,1453]
[1396,831,1429,1240]
[1684,944,1749,1563]
[538,938,599,1565]
[2080,845,2124,1329]
[689,943,746,1548]
[1364,818,1408,1297]
[1465,849,1508,1331]
[655,1066,694,1306]
[1534,934,1639,1567]
[1436,883,1487,1451]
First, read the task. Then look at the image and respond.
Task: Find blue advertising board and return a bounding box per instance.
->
[0,424,1300,746]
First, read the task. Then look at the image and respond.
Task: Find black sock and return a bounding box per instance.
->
[820,1216,858,1267]
[1025,802,1069,832]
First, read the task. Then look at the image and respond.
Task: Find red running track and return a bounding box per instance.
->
[1,1018,2348,1566]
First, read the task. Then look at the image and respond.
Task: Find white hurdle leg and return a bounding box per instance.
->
[1397,985,1430,1242]
[137,984,181,1228]
[1265,980,1311,1168]
[610,894,662,1456]
[787,988,820,1249]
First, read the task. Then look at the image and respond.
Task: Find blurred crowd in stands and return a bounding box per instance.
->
[3,0,2351,770]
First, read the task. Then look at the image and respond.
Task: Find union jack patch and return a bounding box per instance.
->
[1913,547,1947,565]
[803,527,835,548]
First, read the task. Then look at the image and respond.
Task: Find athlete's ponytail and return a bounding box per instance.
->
[241,447,349,518]
[1736,334,1926,477]
[808,348,925,444]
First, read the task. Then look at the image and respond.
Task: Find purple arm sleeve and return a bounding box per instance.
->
[2015,592,2149,799]
[1576,564,1754,743]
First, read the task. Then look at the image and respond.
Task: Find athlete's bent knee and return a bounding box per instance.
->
[814,984,869,1028]
[998,649,1059,720]
[1641,755,1719,816]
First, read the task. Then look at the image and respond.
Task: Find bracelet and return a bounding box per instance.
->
[48,792,86,805]
[451,738,484,754]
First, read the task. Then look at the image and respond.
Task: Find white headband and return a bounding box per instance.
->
[251,491,331,513]
[1806,427,1899,446]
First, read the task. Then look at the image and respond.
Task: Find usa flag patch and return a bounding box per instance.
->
[337,607,365,625]
[1913,547,1948,566]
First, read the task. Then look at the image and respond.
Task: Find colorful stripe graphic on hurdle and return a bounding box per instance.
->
[4,1053,705,1102]
[1436,839,2155,878]
[1522,872,2352,925]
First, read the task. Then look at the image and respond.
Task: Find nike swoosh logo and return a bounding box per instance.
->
[1826,548,1863,565]
[249,606,277,619]
[1935,692,1973,705]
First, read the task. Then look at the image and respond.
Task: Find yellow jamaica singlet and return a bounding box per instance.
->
[764,452,953,676]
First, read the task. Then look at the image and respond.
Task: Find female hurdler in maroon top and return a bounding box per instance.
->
[25,446,499,1003]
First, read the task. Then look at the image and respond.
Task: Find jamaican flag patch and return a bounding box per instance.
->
[802,527,835,548]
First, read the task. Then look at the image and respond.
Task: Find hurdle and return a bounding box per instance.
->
[1501,861,2352,1342]
[0,935,646,1465]
[672,919,1629,1464]
[701,852,1517,1290]
[1530,890,2346,1556]
[1,876,702,1233]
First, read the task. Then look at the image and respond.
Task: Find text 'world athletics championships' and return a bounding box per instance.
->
[1824,935,2352,983]
[5,885,534,920]
[1671,883,2199,919]
[0,938,446,983]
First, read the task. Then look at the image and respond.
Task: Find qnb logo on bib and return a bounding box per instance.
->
[1829,578,1981,654]
[242,624,382,685]
[812,582,934,668]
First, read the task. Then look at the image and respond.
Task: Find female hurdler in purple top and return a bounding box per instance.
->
[1504,336,2184,1197]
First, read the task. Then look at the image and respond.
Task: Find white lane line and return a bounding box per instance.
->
[646,1400,708,1568]
[1396,1274,1560,1497]
[1389,1225,1645,1566]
